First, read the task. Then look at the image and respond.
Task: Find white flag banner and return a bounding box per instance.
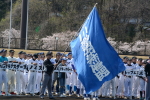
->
[125,69,145,77]
[28,64,44,71]
[54,66,72,72]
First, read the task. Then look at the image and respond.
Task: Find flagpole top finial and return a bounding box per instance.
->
[94,3,98,7]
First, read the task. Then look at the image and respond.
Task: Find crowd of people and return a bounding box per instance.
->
[0,49,150,100]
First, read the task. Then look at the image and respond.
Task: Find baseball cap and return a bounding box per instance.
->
[0,49,7,53]
[67,52,72,56]
[39,52,44,55]
[18,51,24,54]
[56,52,62,56]
[46,51,53,56]
[123,56,128,59]
[132,57,137,59]
[9,50,15,53]
[33,53,38,58]
[138,58,143,61]
[61,57,67,61]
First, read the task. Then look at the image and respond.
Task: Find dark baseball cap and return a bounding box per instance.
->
[9,50,15,53]
[123,56,128,59]
[33,53,38,58]
[67,52,72,56]
[46,51,53,56]
[132,57,137,59]
[18,51,24,54]
[0,49,7,53]
[56,52,62,56]
[138,58,143,61]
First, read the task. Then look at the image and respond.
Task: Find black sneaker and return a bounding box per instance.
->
[132,96,135,99]
[49,97,54,99]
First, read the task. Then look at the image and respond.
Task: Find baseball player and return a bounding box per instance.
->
[35,53,43,95]
[132,58,141,99]
[52,52,61,95]
[116,56,128,98]
[92,90,100,100]
[71,58,77,95]
[76,78,84,97]
[138,59,146,99]
[83,89,91,100]
[16,51,26,95]
[57,57,68,97]
[26,53,38,95]
[103,78,115,98]
[66,52,74,96]
[0,49,10,96]
[40,53,45,61]
[24,54,32,93]
[124,59,134,99]
[7,50,17,94]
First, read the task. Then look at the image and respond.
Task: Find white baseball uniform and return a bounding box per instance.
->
[35,59,43,93]
[15,58,26,94]
[132,64,140,97]
[26,59,38,94]
[24,59,30,93]
[124,64,134,97]
[7,56,17,93]
[139,66,145,91]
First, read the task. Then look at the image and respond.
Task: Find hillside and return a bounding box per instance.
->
[0,0,150,43]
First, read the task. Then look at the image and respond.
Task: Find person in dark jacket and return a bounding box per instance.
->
[40,51,55,99]
[145,62,150,100]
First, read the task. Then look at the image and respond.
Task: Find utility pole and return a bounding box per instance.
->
[8,0,12,49]
[20,0,28,49]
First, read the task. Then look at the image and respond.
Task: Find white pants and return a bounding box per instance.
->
[24,72,28,93]
[35,72,42,93]
[104,78,115,96]
[27,71,36,93]
[16,71,25,93]
[7,70,15,92]
[116,74,125,96]
[0,70,8,94]
[99,83,106,96]
[124,77,133,97]
[132,76,140,97]
[139,78,145,91]
[92,89,99,97]
[76,78,84,95]
[66,72,71,85]
[70,72,77,87]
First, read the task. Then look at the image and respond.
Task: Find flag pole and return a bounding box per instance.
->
[8,0,12,49]
[94,3,98,7]
[63,3,98,53]
[49,4,97,75]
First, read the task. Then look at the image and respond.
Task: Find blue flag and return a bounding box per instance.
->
[70,7,125,93]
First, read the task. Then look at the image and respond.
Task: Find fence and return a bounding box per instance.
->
[0,37,150,56]
[0,37,71,51]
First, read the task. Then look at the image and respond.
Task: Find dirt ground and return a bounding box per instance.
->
[0,96,109,100]
[0,95,139,100]
[0,48,149,59]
